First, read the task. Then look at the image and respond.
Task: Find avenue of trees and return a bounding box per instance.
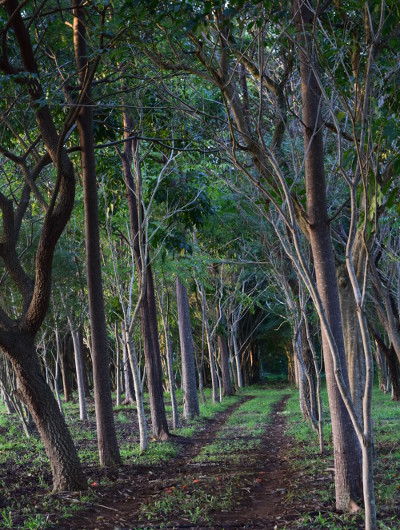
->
[1,1,400,529]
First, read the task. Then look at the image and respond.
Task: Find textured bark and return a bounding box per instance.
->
[73,0,121,466]
[3,340,86,491]
[293,0,362,510]
[176,277,200,419]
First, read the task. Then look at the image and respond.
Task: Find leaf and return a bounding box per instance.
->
[386,187,398,209]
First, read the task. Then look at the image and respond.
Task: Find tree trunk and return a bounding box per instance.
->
[122,324,149,451]
[73,0,121,466]
[217,333,234,396]
[78,329,91,398]
[122,333,135,405]
[60,335,72,403]
[216,312,234,397]
[293,0,362,510]
[156,284,180,429]
[140,270,170,439]
[120,108,169,440]
[337,250,366,423]
[68,317,88,422]
[176,277,200,419]
[115,322,122,407]
[4,340,86,491]
[231,325,243,389]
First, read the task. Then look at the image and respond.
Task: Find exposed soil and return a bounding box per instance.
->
[58,395,310,529]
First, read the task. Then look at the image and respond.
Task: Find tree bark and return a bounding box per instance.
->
[217,330,234,397]
[3,339,86,491]
[293,0,362,510]
[68,317,88,422]
[176,276,200,419]
[73,0,121,466]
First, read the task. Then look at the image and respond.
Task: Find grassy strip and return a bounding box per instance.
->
[285,386,400,529]
[194,386,286,464]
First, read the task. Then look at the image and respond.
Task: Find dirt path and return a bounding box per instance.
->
[61,395,306,529]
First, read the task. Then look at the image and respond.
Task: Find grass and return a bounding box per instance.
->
[285,385,400,529]
[194,386,286,464]
[140,384,285,526]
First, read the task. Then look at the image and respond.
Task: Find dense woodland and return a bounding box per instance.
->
[1,1,400,529]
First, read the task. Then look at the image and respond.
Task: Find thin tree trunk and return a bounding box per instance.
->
[68,317,88,422]
[198,282,220,403]
[54,330,64,414]
[176,277,200,419]
[155,282,180,429]
[115,322,122,407]
[231,325,243,389]
[73,0,121,466]
[122,322,149,451]
[122,335,135,405]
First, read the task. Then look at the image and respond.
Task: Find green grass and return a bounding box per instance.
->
[195,386,286,464]
[140,385,285,526]
[285,385,400,529]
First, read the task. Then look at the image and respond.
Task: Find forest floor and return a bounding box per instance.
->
[1,385,399,529]
[60,392,311,529]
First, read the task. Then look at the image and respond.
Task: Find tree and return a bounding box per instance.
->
[0,0,86,491]
[176,276,200,419]
[72,0,121,466]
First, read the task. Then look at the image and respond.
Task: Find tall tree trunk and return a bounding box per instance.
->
[78,329,91,398]
[231,324,243,389]
[156,283,180,429]
[115,322,122,407]
[120,108,169,440]
[60,335,72,403]
[217,332,234,397]
[293,0,362,510]
[176,277,200,419]
[73,0,121,466]
[0,0,87,491]
[68,317,88,422]
[122,324,149,451]
[197,281,220,403]
[122,332,135,405]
